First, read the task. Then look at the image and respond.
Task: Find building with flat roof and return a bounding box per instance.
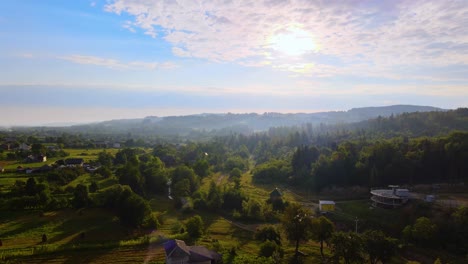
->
[319,200,336,212]
[371,185,410,208]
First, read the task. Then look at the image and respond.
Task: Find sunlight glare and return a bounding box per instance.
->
[268,27,318,56]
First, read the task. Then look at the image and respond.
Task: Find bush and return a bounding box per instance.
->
[186,215,204,239]
[259,240,282,258]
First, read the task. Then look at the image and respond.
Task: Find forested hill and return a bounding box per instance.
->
[45,105,443,136]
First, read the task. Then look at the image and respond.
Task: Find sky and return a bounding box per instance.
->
[0,0,467,126]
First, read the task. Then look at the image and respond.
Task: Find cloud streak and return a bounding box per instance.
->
[59,54,178,70]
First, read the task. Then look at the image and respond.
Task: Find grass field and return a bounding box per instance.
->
[0,148,120,171]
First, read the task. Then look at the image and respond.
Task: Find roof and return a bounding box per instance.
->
[164,239,190,257]
[65,158,84,165]
[371,189,406,199]
[270,188,283,197]
[189,246,221,262]
[319,200,335,205]
[164,239,221,262]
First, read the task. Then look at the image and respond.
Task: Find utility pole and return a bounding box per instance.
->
[354,217,359,233]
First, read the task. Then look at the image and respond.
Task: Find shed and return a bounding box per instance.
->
[269,188,283,201]
[319,200,335,212]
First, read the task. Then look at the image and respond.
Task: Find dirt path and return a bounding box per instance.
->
[216,174,226,185]
[220,216,258,232]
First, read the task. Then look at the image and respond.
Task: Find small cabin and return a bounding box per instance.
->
[269,188,283,201]
[319,200,335,212]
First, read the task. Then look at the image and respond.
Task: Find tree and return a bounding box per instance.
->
[230,168,242,178]
[186,215,204,239]
[97,151,114,168]
[330,231,364,264]
[117,164,145,195]
[173,179,191,197]
[116,188,152,228]
[282,203,313,256]
[362,230,397,264]
[171,165,199,194]
[242,199,265,221]
[311,216,334,259]
[193,159,210,177]
[207,181,222,210]
[72,184,90,208]
[255,225,282,245]
[89,181,98,193]
[25,177,37,196]
[412,217,437,246]
[259,240,282,258]
[96,166,112,178]
[31,143,46,155]
[142,157,167,194]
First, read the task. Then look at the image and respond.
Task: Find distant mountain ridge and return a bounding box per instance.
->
[62,105,444,136]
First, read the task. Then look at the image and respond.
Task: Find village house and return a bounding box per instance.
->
[319,200,336,213]
[25,155,47,163]
[269,187,283,201]
[164,239,222,264]
[17,143,31,151]
[65,158,84,167]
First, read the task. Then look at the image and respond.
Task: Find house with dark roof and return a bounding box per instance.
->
[65,158,84,167]
[24,155,47,163]
[164,239,221,264]
[269,187,283,201]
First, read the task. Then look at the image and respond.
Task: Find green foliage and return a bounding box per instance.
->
[230,167,242,178]
[259,240,283,258]
[224,156,248,172]
[96,166,112,178]
[89,181,98,193]
[31,143,46,155]
[291,145,319,183]
[207,181,223,210]
[117,188,152,228]
[330,231,364,264]
[72,184,90,208]
[223,187,246,211]
[255,225,282,245]
[25,177,37,196]
[231,255,275,264]
[171,165,199,195]
[116,163,145,195]
[185,215,204,239]
[311,216,334,259]
[411,217,437,246]
[47,167,85,185]
[141,156,167,194]
[95,185,153,228]
[242,199,265,221]
[97,151,114,167]
[282,203,313,256]
[362,230,397,264]
[193,159,210,177]
[252,159,291,184]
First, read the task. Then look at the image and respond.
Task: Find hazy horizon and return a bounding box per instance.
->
[1,0,467,126]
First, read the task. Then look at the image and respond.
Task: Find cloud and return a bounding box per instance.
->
[104,0,468,79]
[59,54,178,70]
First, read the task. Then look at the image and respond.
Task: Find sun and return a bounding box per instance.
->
[268,27,318,56]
